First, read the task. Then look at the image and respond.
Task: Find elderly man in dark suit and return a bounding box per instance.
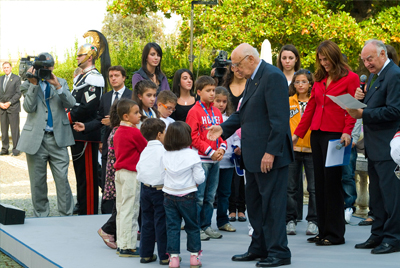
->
[0,61,21,156]
[348,39,400,254]
[208,43,293,267]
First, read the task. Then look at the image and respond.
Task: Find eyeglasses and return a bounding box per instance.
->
[294,81,309,85]
[231,55,249,68]
[160,103,175,112]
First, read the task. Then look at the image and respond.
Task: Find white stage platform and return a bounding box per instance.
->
[1,210,399,268]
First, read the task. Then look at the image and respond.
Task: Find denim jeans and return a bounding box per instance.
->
[197,162,220,229]
[217,168,234,227]
[164,192,201,254]
[342,146,358,210]
[286,151,317,223]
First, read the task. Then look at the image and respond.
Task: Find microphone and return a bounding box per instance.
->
[336,142,345,150]
[360,74,367,93]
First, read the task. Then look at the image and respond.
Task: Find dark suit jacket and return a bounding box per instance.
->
[221,60,294,173]
[362,60,400,162]
[0,73,21,114]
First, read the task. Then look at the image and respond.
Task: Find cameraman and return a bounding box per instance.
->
[17,52,75,217]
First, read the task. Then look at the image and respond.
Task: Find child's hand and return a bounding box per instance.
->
[234,147,241,155]
[215,148,225,161]
[211,151,221,161]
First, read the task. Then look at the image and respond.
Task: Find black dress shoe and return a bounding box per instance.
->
[0,151,9,155]
[371,243,400,254]
[358,218,374,226]
[256,257,291,267]
[232,252,264,261]
[307,235,321,243]
[238,216,247,222]
[355,239,381,249]
[229,216,237,222]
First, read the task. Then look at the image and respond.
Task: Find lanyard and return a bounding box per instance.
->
[143,108,154,118]
[199,101,218,148]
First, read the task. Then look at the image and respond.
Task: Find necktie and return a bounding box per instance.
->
[114,91,119,104]
[3,76,9,91]
[45,82,53,127]
[369,74,378,90]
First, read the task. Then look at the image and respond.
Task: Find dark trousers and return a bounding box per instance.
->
[102,202,117,237]
[71,141,99,215]
[368,160,400,247]
[217,168,234,227]
[164,192,201,254]
[229,172,246,214]
[140,184,168,261]
[246,167,291,259]
[286,151,317,223]
[0,111,20,154]
[310,130,345,244]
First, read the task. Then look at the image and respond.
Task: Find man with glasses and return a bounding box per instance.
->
[208,43,293,267]
[17,52,75,217]
[348,39,400,254]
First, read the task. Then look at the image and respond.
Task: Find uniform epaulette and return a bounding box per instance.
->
[85,71,105,87]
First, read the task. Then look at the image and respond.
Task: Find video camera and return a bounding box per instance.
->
[19,53,54,81]
[212,50,231,78]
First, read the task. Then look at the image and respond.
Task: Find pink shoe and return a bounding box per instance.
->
[97,228,117,249]
[190,253,202,268]
[169,255,180,268]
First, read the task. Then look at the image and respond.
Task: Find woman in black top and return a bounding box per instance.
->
[170,69,196,122]
[222,64,246,110]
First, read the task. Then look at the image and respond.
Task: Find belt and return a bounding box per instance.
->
[143,183,163,190]
[44,131,54,135]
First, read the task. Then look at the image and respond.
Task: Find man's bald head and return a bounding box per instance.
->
[231,43,260,79]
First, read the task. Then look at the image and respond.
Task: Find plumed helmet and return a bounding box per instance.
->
[36,52,54,67]
[77,43,98,65]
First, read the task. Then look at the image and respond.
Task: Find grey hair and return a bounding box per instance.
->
[242,45,260,58]
[365,39,388,58]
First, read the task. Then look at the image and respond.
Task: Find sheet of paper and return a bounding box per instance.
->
[327,94,367,109]
[325,139,345,167]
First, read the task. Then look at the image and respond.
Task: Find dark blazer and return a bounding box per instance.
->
[221,60,294,173]
[84,87,132,135]
[0,73,21,114]
[362,60,400,161]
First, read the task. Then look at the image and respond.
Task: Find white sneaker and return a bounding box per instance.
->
[204,226,222,239]
[345,208,353,224]
[200,229,210,241]
[286,220,296,235]
[306,221,319,235]
[248,224,254,236]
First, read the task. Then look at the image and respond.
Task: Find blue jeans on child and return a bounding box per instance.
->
[342,146,358,211]
[197,162,220,230]
[217,168,234,227]
[140,184,168,261]
[164,192,201,254]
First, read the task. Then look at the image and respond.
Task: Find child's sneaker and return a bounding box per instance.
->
[118,248,140,257]
[190,253,202,268]
[169,255,180,268]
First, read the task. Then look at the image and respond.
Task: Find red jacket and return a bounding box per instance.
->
[114,124,147,172]
[186,101,227,162]
[295,71,359,138]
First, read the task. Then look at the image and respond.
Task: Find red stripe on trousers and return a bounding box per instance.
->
[85,142,94,215]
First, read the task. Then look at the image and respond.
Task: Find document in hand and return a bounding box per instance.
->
[327,94,367,109]
[325,139,352,167]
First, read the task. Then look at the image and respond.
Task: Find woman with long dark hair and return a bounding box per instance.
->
[170,69,195,122]
[131,42,170,94]
[277,44,301,85]
[293,40,359,245]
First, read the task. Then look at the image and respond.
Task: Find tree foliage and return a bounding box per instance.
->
[107,0,400,71]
